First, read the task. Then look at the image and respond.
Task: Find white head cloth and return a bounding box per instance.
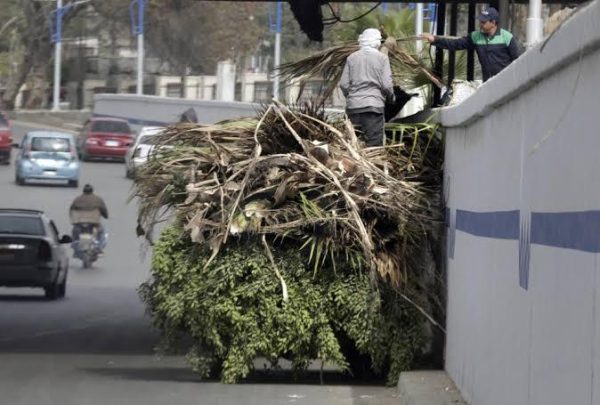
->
[358,28,382,49]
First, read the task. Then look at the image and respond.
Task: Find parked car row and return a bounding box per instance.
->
[0,113,167,186]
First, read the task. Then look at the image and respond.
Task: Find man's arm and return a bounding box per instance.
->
[507,37,521,61]
[380,55,394,102]
[99,199,109,219]
[339,61,350,98]
[422,33,474,51]
[69,196,80,212]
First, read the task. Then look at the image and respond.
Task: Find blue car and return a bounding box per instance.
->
[14,131,80,187]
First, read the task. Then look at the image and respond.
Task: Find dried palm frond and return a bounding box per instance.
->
[276,37,443,106]
[132,102,443,290]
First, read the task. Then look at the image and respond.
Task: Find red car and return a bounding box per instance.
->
[77,117,134,161]
[0,112,13,165]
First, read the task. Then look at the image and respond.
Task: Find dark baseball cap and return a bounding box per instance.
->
[478,7,499,22]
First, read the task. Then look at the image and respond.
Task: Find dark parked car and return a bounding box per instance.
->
[77,117,134,161]
[0,112,13,165]
[0,209,71,299]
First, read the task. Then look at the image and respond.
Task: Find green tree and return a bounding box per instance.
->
[0,0,84,110]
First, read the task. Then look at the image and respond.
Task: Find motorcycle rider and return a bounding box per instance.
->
[69,184,109,254]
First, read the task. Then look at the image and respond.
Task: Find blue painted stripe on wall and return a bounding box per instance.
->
[93,113,169,127]
[456,209,520,240]
[519,213,531,290]
[531,211,600,253]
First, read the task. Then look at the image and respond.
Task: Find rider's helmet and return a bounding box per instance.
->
[83,184,94,194]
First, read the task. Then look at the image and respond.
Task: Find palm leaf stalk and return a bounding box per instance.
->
[132,102,443,294]
[276,37,443,106]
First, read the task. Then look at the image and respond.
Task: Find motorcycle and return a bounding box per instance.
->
[72,223,103,268]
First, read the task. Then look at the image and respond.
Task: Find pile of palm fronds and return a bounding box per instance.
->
[133,102,442,293]
[276,37,444,105]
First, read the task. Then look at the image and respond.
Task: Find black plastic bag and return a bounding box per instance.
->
[179,108,198,123]
[384,86,418,122]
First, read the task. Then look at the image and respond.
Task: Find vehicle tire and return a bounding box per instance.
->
[15,172,24,186]
[44,282,60,300]
[82,253,92,269]
[68,180,79,188]
[80,149,89,162]
[58,279,66,298]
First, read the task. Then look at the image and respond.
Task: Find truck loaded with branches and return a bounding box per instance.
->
[132,95,445,384]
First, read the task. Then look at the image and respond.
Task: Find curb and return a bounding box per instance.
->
[398,371,468,405]
[10,119,77,134]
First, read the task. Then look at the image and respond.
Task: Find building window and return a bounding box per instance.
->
[253,81,272,103]
[298,80,332,106]
[166,83,182,98]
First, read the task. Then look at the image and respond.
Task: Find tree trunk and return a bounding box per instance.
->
[180,69,186,98]
[1,53,31,110]
[1,0,81,110]
[24,62,50,109]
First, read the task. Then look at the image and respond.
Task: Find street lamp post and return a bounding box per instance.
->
[272,1,282,100]
[129,0,146,95]
[527,0,543,47]
[415,3,424,54]
[52,0,64,111]
[51,0,90,111]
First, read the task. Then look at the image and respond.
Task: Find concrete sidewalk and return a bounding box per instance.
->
[7,109,90,133]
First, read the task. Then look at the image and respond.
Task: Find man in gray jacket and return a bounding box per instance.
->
[339,28,394,146]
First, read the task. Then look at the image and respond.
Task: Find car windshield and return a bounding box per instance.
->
[31,137,70,152]
[0,216,45,236]
[91,121,131,133]
[30,151,72,161]
[139,135,159,145]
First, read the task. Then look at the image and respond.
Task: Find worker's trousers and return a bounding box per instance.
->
[347,111,384,146]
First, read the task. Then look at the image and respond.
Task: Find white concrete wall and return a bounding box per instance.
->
[441,1,600,404]
[216,60,236,101]
[93,94,259,134]
[240,72,269,103]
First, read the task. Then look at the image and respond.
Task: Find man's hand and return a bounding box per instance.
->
[421,33,435,43]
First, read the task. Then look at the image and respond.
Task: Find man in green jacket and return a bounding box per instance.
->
[422,7,521,81]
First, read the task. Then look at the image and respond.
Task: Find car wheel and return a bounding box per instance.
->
[44,282,60,300]
[68,180,79,188]
[82,253,92,269]
[15,172,24,186]
[58,279,66,298]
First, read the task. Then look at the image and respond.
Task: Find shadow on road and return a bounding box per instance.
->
[0,286,158,356]
[81,365,386,387]
[0,294,47,302]
[82,366,204,383]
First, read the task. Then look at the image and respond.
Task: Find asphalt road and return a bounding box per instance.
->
[0,121,399,405]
